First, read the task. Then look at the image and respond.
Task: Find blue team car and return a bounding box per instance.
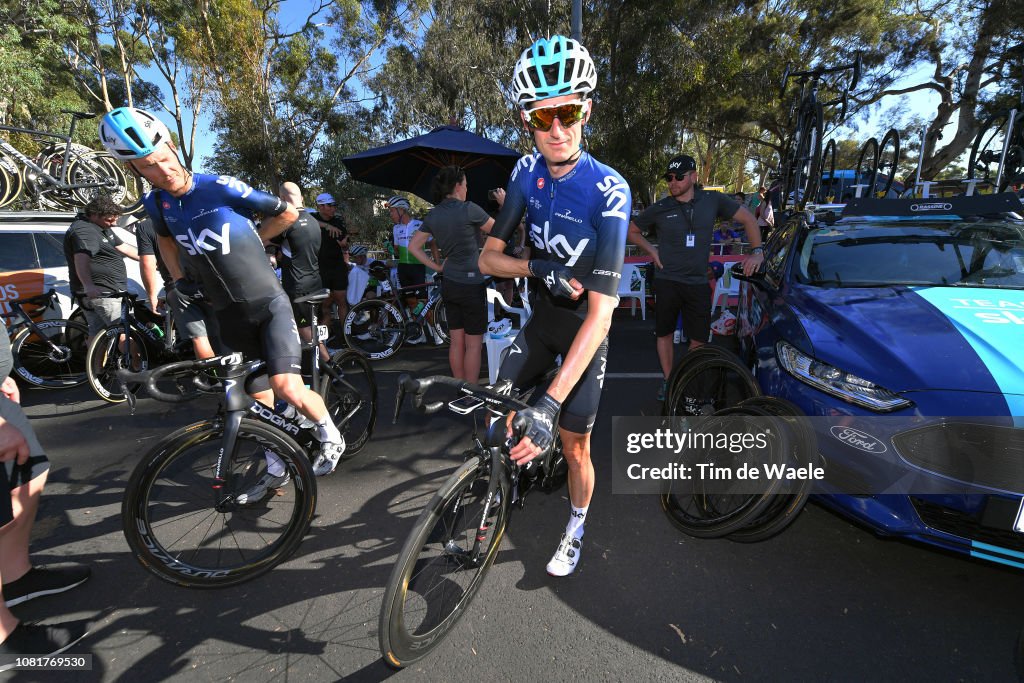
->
[733,193,1024,569]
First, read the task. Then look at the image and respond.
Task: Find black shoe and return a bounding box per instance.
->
[0,621,89,671]
[3,565,91,607]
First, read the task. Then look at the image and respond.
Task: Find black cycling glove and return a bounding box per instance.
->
[513,393,561,453]
[529,259,577,298]
[173,278,204,299]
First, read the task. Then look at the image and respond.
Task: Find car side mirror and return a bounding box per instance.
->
[730,262,776,294]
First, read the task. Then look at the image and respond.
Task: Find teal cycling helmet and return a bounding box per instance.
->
[99,107,173,160]
[512,35,597,105]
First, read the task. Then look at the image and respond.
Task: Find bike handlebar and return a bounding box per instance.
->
[781,51,862,94]
[393,374,530,424]
[118,353,254,404]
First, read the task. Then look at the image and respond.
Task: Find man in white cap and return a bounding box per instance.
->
[311,193,351,330]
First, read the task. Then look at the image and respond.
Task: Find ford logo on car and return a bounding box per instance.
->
[829,426,888,453]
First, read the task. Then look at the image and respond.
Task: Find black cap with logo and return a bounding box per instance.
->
[665,155,697,177]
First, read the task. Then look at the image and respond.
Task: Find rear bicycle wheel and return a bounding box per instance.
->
[432,298,450,344]
[820,139,838,202]
[794,103,824,207]
[855,137,879,199]
[85,325,150,403]
[0,149,23,208]
[320,349,377,457]
[121,419,317,588]
[9,319,89,388]
[379,455,511,668]
[343,299,404,360]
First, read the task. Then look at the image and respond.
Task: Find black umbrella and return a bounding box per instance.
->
[343,125,522,207]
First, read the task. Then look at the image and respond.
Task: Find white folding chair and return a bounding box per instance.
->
[617,263,647,319]
[708,269,741,340]
[486,280,532,327]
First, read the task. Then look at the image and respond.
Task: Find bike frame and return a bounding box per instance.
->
[0,120,110,192]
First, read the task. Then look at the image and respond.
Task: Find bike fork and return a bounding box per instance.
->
[212,410,245,505]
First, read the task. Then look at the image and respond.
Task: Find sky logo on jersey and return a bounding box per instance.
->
[176,224,232,256]
[528,221,590,266]
[511,153,539,183]
[215,175,254,199]
[597,175,629,220]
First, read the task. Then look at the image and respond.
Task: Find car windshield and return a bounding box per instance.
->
[796,221,1024,289]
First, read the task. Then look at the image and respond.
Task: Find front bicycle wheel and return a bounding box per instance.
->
[0,149,24,209]
[968,112,1010,186]
[320,349,377,457]
[793,103,824,207]
[121,419,317,588]
[85,325,150,403]
[9,319,89,388]
[343,299,404,360]
[379,455,511,668]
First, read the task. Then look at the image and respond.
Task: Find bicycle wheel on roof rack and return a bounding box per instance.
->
[968,112,1010,189]
[787,103,824,209]
[820,139,838,203]
[659,405,791,539]
[664,346,761,418]
[875,129,901,198]
[855,137,879,200]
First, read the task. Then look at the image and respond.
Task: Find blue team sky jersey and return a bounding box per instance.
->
[142,173,286,309]
[493,151,631,298]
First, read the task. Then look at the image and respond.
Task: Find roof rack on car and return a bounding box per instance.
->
[0,210,78,221]
[840,192,1024,219]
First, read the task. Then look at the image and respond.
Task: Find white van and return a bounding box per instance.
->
[0,211,145,319]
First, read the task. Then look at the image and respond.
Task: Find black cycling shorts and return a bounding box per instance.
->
[497,297,608,434]
[397,263,427,298]
[321,266,349,292]
[655,280,711,341]
[216,293,302,377]
[0,396,50,526]
[441,280,487,335]
[166,288,219,342]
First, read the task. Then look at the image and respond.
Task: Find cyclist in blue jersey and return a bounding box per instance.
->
[98,107,348,484]
[479,35,630,577]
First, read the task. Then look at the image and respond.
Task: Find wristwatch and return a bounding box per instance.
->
[751,246,764,254]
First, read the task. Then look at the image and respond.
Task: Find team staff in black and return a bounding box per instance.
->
[262,182,328,362]
[62,194,139,340]
[310,193,350,330]
[135,216,219,360]
[409,166,494,383]
[627,155,764,400]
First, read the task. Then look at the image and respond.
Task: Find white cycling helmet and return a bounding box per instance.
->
[386,196,411,210]
[512,35,597,105]
[99,107,173,160]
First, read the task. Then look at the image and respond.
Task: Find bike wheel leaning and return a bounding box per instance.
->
[660,406,790,539]
[321,349,377,457]
[122,419,317,588]
[379,455,511,668]
[876,129,901,198]
[85,325,150,403]
[343,299,405,361]
[664,346,761,417]
[9,319,89,388]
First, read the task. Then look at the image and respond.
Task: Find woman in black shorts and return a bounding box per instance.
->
[409,166,495,383]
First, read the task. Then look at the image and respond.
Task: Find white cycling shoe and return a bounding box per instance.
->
[313,438,346,476]
[546,533,582,577]
[237,471,291,505]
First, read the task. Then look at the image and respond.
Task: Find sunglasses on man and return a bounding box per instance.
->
[319,202,337,207]
[522,101,588,132]
[663,172,693,182]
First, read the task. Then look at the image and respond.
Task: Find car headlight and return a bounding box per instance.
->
[776,341,913,412]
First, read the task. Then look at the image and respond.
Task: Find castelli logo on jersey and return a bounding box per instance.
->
[537,178,545,190]
[162,201,171,209]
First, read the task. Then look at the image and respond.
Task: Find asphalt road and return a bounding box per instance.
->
[10,314,1024,682]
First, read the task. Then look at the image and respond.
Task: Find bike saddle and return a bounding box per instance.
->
[61,110,97,119]
[294,288,331,304]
